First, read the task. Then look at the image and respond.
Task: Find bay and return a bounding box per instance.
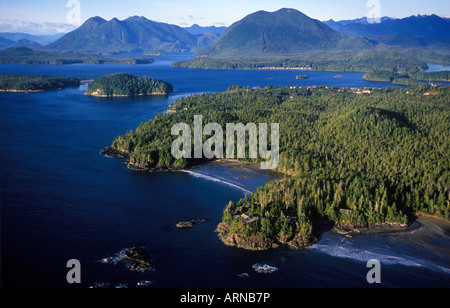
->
[1,53,449,288]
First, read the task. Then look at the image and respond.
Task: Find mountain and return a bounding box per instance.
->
[197,8,347,57]
[323,17,393,30]
[0,32,64,46]
[330,15,450,39]
[0,35,43,50]
[365,32,450,50]
[46,16,204,54]
[0,37,16,49]
[183,24,227,35]
[324,15,450,51]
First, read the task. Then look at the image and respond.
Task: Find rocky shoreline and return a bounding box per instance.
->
[332,221,409,237]
[100,146,249,173]
[85,91,168,97]
[215,219,412,251]
[100,247,153,272]
[0,89,45,93]
[177,219,205,228]
[101,146,415,252]
[100,146,129,158]
[100,146,186,172]
[215,221,318,251]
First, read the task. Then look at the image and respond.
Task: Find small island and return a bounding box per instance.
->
[176,219,205,228]
[85,73,173,97]
[296,75,309,80]
[0,74,80,93]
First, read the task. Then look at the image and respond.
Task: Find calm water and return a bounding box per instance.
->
[425,63,450,72]
[1,53,449,288]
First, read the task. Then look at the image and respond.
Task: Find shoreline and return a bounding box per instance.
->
[100,146,286,177]
[0,89,45,93]
[100,146,449,252]
[85,92,168,97]
[216,214,450,252]
[324,215,450,243]
[331,221,409,237]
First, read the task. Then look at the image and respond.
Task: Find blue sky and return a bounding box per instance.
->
[1,0,450,27]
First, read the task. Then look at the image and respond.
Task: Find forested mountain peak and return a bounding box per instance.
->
[196,8,346,57]
[45,16,199,54]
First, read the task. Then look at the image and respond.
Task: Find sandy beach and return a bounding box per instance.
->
[390,215,450,256]
[195,158,286,183]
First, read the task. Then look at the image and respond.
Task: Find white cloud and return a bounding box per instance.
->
[0,19,77,35]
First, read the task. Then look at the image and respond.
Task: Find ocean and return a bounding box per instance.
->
[1,53,449,288]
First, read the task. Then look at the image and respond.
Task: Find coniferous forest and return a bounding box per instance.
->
[108,84,450,249]
[0,74,80,92]
[86,73,173,97]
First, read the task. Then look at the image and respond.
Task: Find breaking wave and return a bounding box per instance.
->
[182,170,252,194]
[308,242,450,275]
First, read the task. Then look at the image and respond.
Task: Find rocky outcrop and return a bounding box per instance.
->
[287,233,317,249]
[122,247,152,272]
[100,146,185,172]
[216,222,276,250]
[100,146,130,158]
[100,247,153,272]
[216,222,318,251]
[176,219,205,228]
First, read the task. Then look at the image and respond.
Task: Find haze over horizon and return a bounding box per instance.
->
[1,0,449,35]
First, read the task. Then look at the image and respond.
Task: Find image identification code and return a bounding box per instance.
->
[180,292,271,305]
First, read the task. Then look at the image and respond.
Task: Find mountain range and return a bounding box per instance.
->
[183,24,227,36]
[324,15,450,39]
[44,16,219,54]
[198,9,450,58]
[1,9,449,59]
[0,32,66,50]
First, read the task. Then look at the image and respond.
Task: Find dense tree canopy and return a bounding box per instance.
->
[0,74,80,91]
[109,84,450,247]
[86,73,173,97]
[363,69,450,85]
[173,50,427,74]
[0,47,154,65]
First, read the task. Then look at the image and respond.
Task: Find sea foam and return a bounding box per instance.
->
[308,243,450,275]
[182,170,252,194]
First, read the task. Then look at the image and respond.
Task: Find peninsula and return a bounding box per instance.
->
[104,84,450,250]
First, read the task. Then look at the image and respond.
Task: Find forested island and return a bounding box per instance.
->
[363,69,450,85]
[104,84,450,250]
[172,50,428,74]
[0,74,80,92]
[86,73,173,97]
[0,47,154,65]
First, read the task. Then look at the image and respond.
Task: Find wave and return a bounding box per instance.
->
[308,242,450,275]
[182,170,252,194]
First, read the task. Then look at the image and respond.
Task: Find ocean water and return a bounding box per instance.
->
[1,53,449,288]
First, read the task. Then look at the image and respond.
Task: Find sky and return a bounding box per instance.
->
[0,0,449,33]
